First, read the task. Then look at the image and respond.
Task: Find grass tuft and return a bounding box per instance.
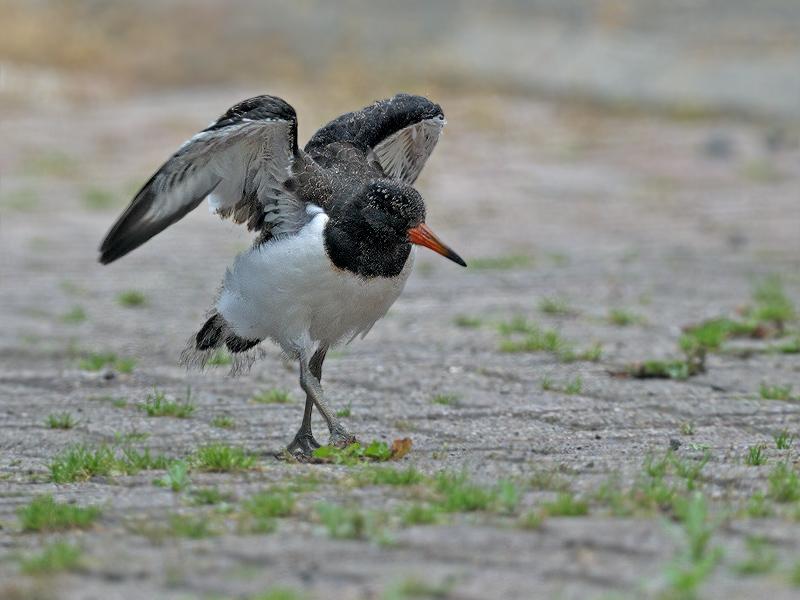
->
[625,359,697,381]
[312,440,396,465]
[252,389,292,404]
[117,290,146,307]
[118,447,171,473]
[113,429,148,443]
[354,466,424,486]
[745,444,767,466]
[751,275,795,325]
[46,412,77,429]
[18,495,101,532]
[61,306,87,324]
[608,308,643,326]
[400,503,441,526]
[433,472,496,512]
[167,513,216,538]
[774,429,795,450]
[431,393,459,406]
[540,375,582,395]
[744,491,772,519]
[538,297,574,316]
[773,337,800,354]
[564,376,583,395]
[78,352,135,373]
[141,388,195,418]
[680,317,755,352]
[384,578,453,600]
[153,460,191,492]
[453,315,482,328]
[211,415,235,429]
[191,487,232,506]
[541,493,588,517]
[767,461,800,502]
[734,536,777,576]
[498,318,601,362]
[49,443,173,483]
[49,444,117,483]
[193,443,256,472]
[20,541,82,575]
[469,255,533,270]
[760,383,794,401]
[315,503,387,541]
[519,511,545,529]
[239,488,295,533]
[663,492,723,598]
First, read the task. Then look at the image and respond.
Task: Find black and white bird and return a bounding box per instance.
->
[99,93,465,457]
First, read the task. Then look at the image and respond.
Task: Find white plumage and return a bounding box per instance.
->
[217,207,415,358]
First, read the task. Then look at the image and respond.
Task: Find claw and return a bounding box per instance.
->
[328,426,358,449]
[286,431,321,460]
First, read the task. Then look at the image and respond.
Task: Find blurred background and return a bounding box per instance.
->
[3,0,800,117]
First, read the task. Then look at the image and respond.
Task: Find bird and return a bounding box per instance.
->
[98,93,466,458]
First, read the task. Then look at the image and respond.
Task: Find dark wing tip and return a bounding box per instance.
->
[98,248,118,265]
[98,233,137,264]
[97,180,202,265]
[98,221,143,264]
[386,93,443,120]
[206,94,297,132]
[97,183,156,265]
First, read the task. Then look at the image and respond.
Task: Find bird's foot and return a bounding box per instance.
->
[286,430,321,460]
[328,425,358,449]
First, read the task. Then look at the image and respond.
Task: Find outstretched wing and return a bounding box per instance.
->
[305,93,445,185]
[99,95,306,264]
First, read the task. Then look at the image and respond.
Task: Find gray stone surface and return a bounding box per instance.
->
[1,87,799,599]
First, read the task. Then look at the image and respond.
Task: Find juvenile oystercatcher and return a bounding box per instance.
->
[99,93,465,457]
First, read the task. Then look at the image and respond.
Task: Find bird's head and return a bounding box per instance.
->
[360,181,466,267]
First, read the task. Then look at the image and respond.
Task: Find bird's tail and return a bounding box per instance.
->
[179,312,262,374]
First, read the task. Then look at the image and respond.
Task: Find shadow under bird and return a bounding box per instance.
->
[99,93,466,457]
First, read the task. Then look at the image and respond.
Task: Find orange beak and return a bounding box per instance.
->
[408,223,467,267]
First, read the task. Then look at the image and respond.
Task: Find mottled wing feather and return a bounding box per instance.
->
[373,117,444,184]
[305,93,445,185]
[99,95,306,264]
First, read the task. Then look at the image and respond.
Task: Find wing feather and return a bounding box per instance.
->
[305,93,445,185]
[373,117,444,183]
[99,95,305,264]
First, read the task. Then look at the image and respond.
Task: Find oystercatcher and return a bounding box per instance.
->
[99,93,465,457]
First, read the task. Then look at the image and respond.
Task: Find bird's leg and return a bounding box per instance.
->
[287,348,326,458]
[286,394,319,458]
[299,349,356,448]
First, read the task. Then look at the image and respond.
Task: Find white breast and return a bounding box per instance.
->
[216,212,414,356]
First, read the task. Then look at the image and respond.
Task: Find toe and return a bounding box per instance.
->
[286,432,320,458]
[328,429,358,448]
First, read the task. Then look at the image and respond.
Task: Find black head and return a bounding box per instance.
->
[361,181,425,243]
[324,180,465,278]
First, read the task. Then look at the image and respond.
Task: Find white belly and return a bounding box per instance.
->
[216,212,414,356]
